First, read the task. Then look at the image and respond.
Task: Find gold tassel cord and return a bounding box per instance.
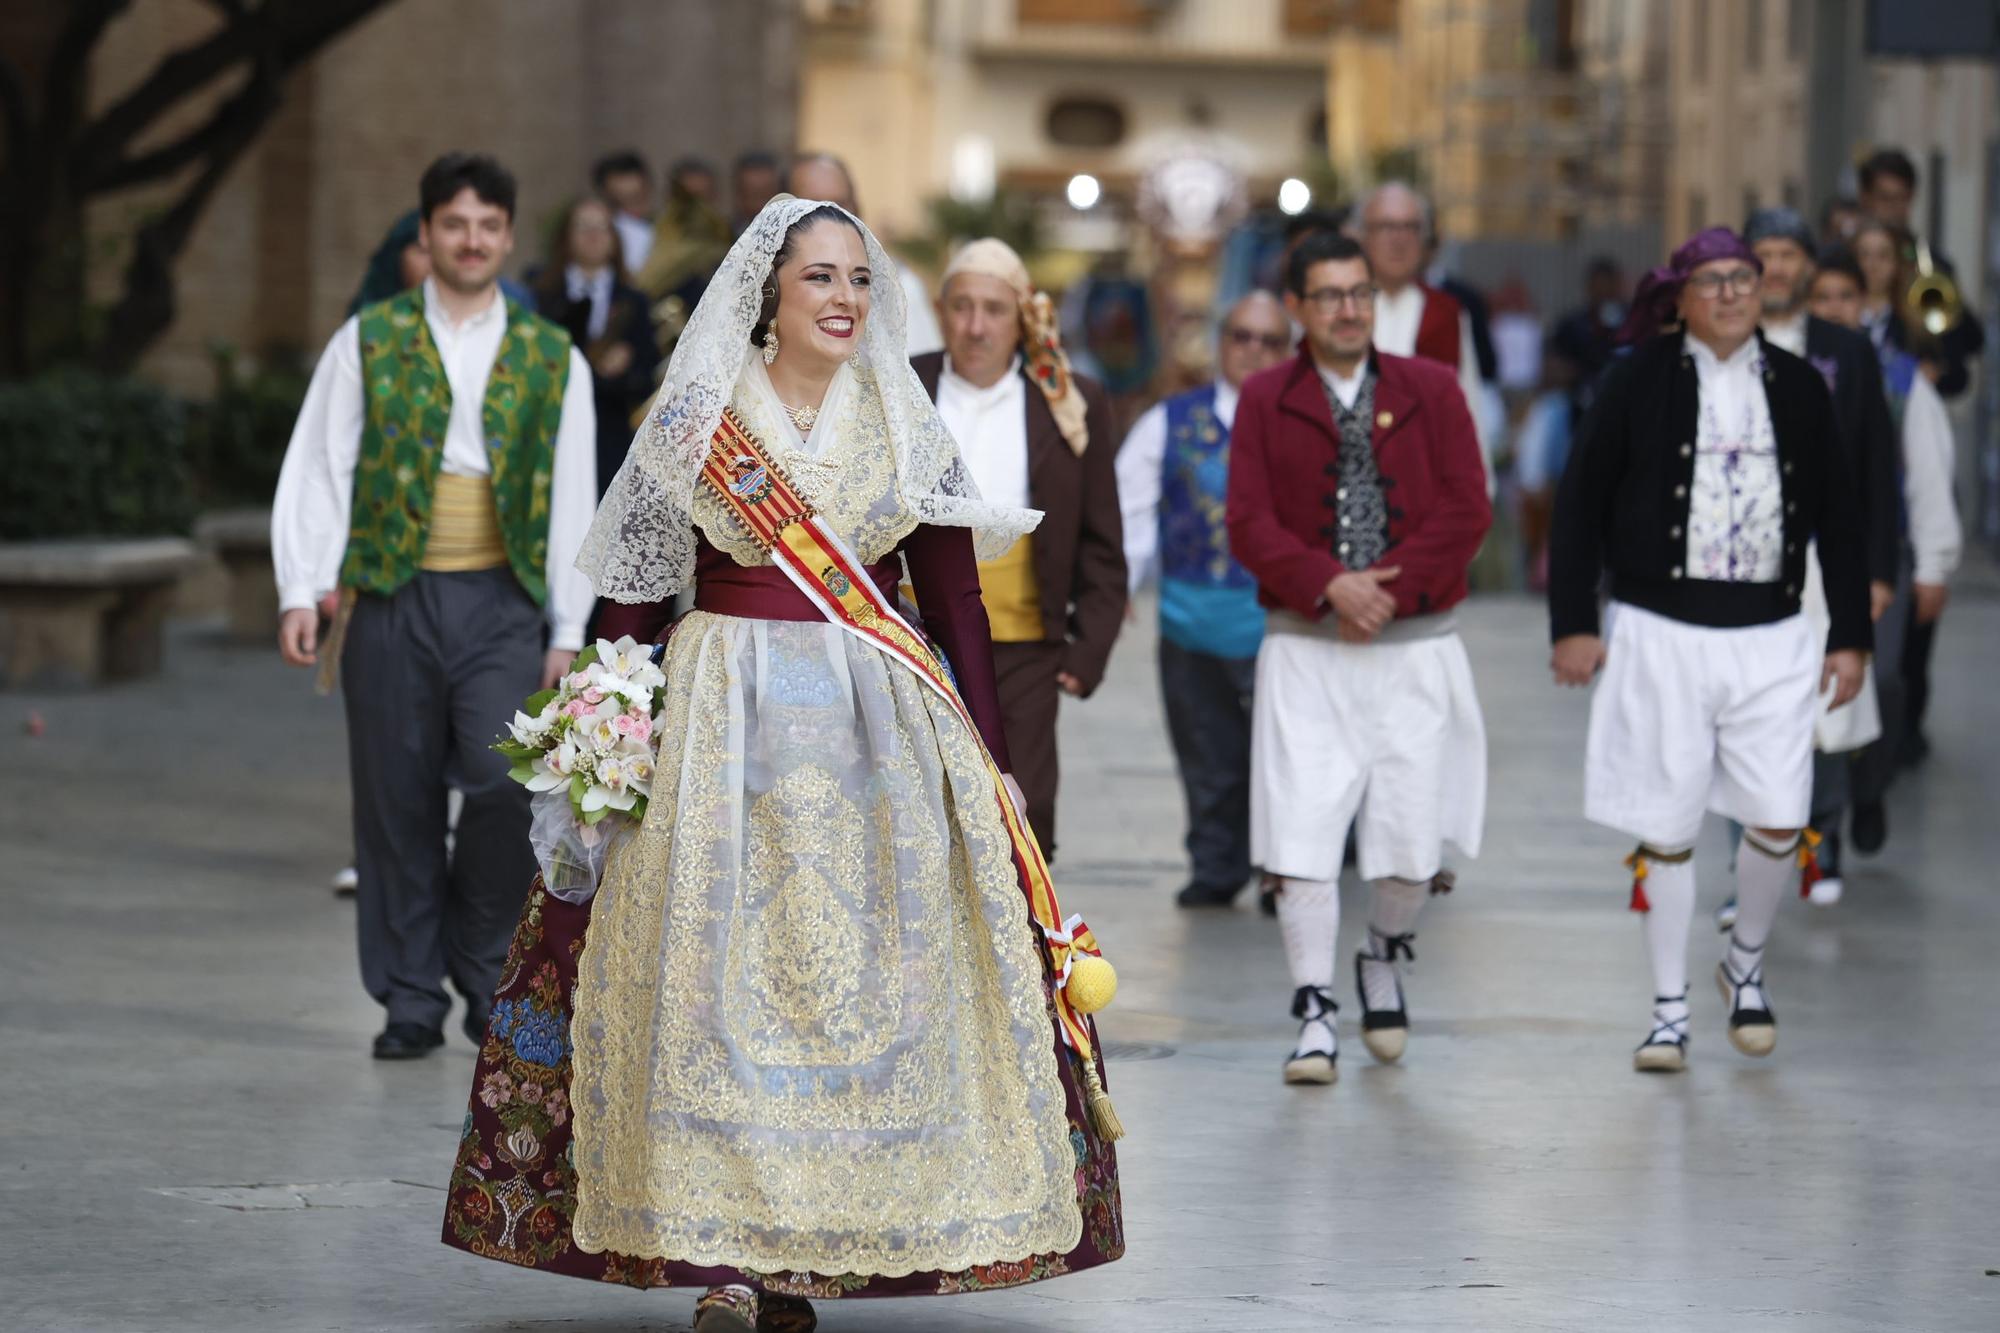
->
[313,587,358,697]
[1080,1056,1125,1143]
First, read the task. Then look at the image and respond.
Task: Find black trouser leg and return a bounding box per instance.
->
[1159,638,1257,892]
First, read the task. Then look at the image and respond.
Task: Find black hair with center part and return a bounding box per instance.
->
[1285,231,1370,297]
[420,152,516,223]
[750,205,865,346]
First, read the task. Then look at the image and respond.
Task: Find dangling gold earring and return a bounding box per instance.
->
[762,327,779,366]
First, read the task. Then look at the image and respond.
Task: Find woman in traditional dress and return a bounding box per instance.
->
[441,196,1124,1332]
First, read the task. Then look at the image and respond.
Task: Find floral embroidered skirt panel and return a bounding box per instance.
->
[442,611,1125,1296]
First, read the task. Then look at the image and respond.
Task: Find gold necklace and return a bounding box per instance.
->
[782,402,820,433]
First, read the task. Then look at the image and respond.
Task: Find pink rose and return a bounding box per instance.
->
[613,715,636,737]
[563,699,590,718]
[581,687,605,704]
[626,713,652,742]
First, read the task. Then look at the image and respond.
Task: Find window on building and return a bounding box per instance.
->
[1746,0,1764,71]
[1045,97,1128,150]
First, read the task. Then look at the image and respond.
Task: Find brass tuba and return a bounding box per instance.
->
[1903,236,1963,342]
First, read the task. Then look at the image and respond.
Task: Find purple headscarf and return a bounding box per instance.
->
[1616,226,1763,345]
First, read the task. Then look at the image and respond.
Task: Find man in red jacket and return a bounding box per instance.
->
[1226,232,1492,1085]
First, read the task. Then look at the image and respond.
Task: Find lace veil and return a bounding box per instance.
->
[578,195,1040,603]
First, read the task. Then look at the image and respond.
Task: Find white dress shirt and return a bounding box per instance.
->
[1762,311,1807,358]
[1685,332,1782,583]
[613,211,654,278]
[565,264,616,341]
[1116,378,1239,594]
[1319,364,1366,411]
[271,278,599,649]
[936,355,1030,511]
[1901,371,1962,586]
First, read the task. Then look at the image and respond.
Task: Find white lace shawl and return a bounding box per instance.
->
[578,195,1040,603]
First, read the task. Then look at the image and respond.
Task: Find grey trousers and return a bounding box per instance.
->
[341,568,543,1029]
[1159,638,1258,892]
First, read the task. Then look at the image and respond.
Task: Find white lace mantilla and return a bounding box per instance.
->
[578,195,1039,603]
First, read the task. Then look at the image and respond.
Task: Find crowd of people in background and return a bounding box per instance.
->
[313,139,1973,1079]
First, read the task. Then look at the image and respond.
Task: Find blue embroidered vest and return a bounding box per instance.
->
[1157,385,1264,658]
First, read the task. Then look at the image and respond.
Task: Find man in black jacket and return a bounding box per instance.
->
[1744,206,1904,866]
[1549,227,1870,1075]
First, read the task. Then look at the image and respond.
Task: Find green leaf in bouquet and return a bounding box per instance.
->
[507,760,539,784]
[569,646,601,672]
[628,795,649,824]
[582,804,610,825]
[492,738,540,761]
[523,688,561,716]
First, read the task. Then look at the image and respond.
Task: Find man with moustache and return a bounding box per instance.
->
[913,238,1124,862]
[273,153,598,1059]
[1117,291,1293,909]
[1742,207,1902,871]
[1549,227,1869,1073]
[1226,232,1491,1083]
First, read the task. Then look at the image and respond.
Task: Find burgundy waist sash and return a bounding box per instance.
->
[694,557,903,621]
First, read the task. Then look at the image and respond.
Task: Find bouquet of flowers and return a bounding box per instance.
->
[493,636,667,903]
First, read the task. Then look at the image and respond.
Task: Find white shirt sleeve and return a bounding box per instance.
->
[544,346,600,651]
[1114,402,1168,597]
[1457,309,1497,496]
[271,318,365,614]
[1901,373,1962,585]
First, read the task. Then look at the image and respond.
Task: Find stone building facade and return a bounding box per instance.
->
[89,0,797,393]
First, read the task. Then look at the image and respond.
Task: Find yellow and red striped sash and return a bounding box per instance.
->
[698,408,1122,1140]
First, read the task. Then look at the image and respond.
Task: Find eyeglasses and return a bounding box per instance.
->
[1224,327,1291,352]
[1301,284,1377,312]
[1363,219,1424,238]
[1686,267,1759,299]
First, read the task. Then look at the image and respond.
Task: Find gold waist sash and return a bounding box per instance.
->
[421,472,508,571]
[977,535,1043,642]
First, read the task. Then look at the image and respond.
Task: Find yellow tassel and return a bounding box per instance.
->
[1065,955,1118,1014]
[1080,1056,1125,1142]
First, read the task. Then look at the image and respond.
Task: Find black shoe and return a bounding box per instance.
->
[463,1006,491,1048]
[1257,873,1280,918]
[1356,937,1413,1064]
[1175,880,1243,909]
[1850,800,1887,855]
[372,1022,444,1060]
[1898,729,1931,768]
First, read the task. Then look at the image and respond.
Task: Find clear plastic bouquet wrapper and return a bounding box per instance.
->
[493,636,667,904]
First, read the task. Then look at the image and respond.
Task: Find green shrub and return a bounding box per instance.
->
[188,343,310,508]
[0,369,194,539]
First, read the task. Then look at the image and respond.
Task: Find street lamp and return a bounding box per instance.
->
[1066,173,1101,210]
[1278,177,1312,215]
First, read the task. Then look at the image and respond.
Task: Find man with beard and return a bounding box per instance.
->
[1227,232,1491,1083]
[273,153,597,1059]
[1742,207,1901,872]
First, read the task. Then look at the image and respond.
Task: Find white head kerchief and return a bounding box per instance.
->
[578,194,1039,603]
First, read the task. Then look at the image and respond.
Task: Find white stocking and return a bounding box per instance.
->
[1639,852,1696,1026]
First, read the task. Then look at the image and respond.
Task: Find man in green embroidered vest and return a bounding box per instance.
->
[272,153,598,1060]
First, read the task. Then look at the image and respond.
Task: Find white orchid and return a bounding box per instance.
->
[594,636,666,690]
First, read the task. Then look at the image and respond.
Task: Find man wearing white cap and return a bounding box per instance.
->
[914,238,1125,861]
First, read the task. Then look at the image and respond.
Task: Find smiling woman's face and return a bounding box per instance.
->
[771,219,871,379]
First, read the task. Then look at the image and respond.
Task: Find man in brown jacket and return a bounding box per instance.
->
[914,238,1126,861]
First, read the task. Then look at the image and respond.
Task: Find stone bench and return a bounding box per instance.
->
[0,538,202,688]
[194,507,277,642]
